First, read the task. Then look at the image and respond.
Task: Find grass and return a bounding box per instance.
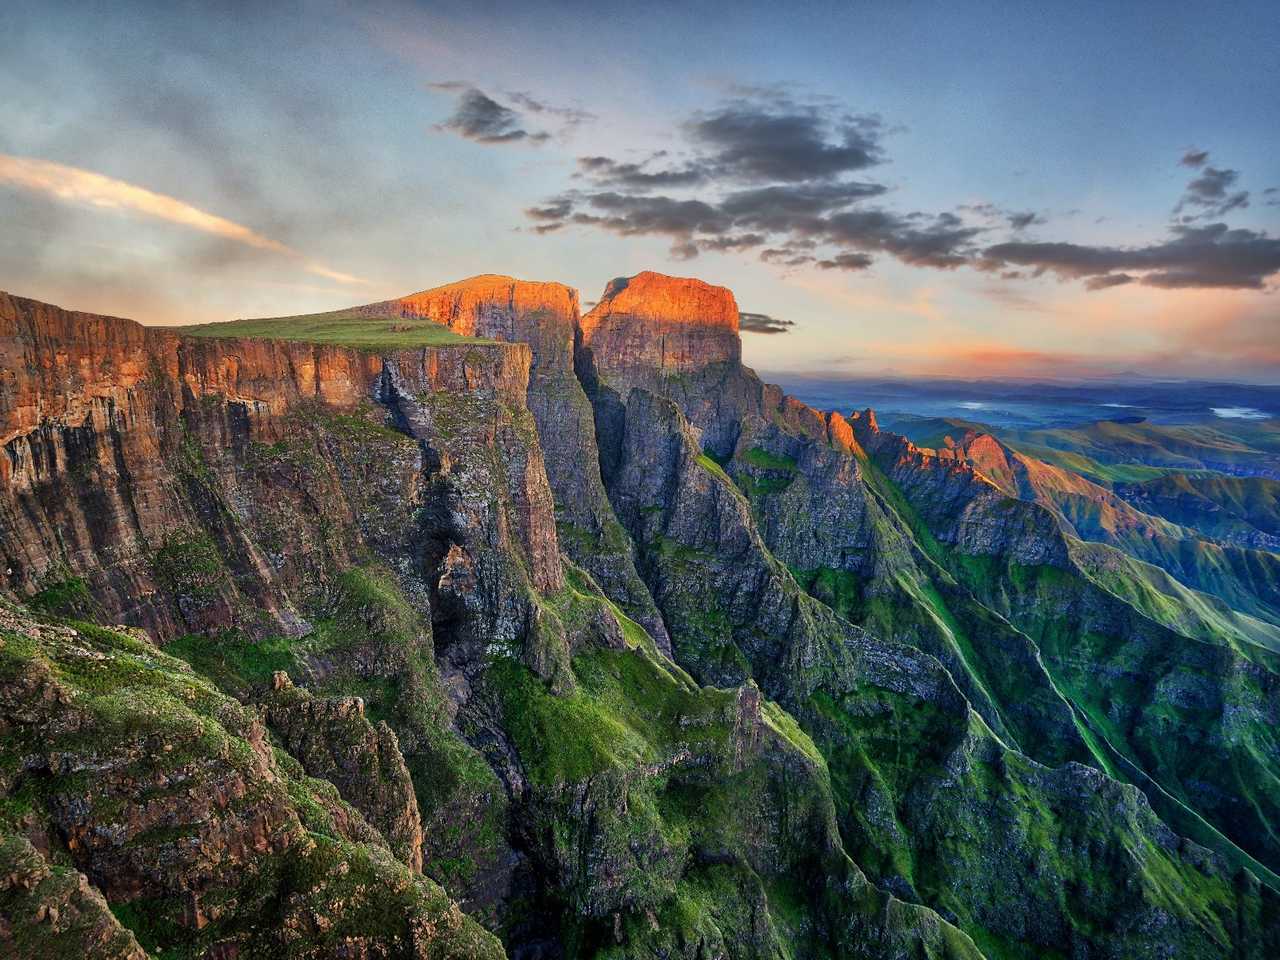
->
[741,447,798,472]
[176,310,496,350]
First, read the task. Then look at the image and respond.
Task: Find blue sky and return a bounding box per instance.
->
[2,1,1277,380]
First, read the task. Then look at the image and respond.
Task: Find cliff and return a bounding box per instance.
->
[2,275,1280,960]
[579,271,740,394]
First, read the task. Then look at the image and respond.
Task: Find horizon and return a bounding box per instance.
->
[2,1,1278,383]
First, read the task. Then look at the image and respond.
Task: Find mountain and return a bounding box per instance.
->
[1116,474,1280,550]
[1,277,1278,959]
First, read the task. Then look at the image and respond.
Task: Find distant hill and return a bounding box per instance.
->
[1118,473,1280,550]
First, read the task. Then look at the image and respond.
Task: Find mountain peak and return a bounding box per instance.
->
[355,274,581,368]
[587,271,738,333]
[579,272,741,391]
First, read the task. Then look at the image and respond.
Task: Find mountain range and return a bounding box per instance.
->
[1,272,1278,959]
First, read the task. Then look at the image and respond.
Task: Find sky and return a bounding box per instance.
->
[1,0,1278,381]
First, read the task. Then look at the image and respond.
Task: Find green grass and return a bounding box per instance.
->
[696,452,736,486]
[176,310,495,350]
[741,447,798,472]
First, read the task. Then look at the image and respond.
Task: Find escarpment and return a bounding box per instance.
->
[2,272,1280,960]
[0,289,557,646]
[361,275,671,651]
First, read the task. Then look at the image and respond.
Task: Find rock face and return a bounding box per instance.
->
[579,271,740,396]
[0,834,147,960]
[0,290,547,639]
[265,672,425,872]
[0,603,504,959]
[362,276,671,651]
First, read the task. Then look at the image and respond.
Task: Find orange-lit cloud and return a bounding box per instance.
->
[0,154,365,286]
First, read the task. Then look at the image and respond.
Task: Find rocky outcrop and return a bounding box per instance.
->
[580,272,740,390]
[265,672,425,872]
[0,835,147,960]
[851,412,1070,567]
[0,603,504,958]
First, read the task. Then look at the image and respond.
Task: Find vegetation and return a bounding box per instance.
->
[177,309,495,349]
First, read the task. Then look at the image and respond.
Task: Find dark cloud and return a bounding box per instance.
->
[575,155,708,190]
[525,94,1272,292]
[532,187,982,264]
[1084,273,1135,291]
[823,210,982,268]
[685,100,886,183]
[567,191,731,240]
[432,85,547,144]
[525,89,994,266]
[1175,165,1249,218]
[718,182,887,230]
[700,233,768,252]
[759,246,816,267]
[571,94,891,191]
[1007,210,1046,230]
[960,202,1047,231]
[983,223,1280,290]
[738,311,796,334]
[816,252,875,271]
[428,83,597,145]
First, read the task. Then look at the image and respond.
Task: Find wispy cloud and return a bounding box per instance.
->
[0,154,365,285]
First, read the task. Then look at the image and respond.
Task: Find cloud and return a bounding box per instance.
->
[760,246,816,267]
[817,252,875,271]
[1007,210,1046,230]
[738,311,796,334]
[575,155,708,190]
[0,153,365,285]
[718,181,887,229]
[431,83,595,146]
[982,223,1280,290]
[526,95,1276,293]
[960,202,1047,231]
[1083,273,1135,290]
[505,91,595,129]
[823,210,982,269]
[684,99,886,183]
[431,85,550,144]
[1174,164,1249,218]
[570,93,891,191]
[525,89,999,267]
